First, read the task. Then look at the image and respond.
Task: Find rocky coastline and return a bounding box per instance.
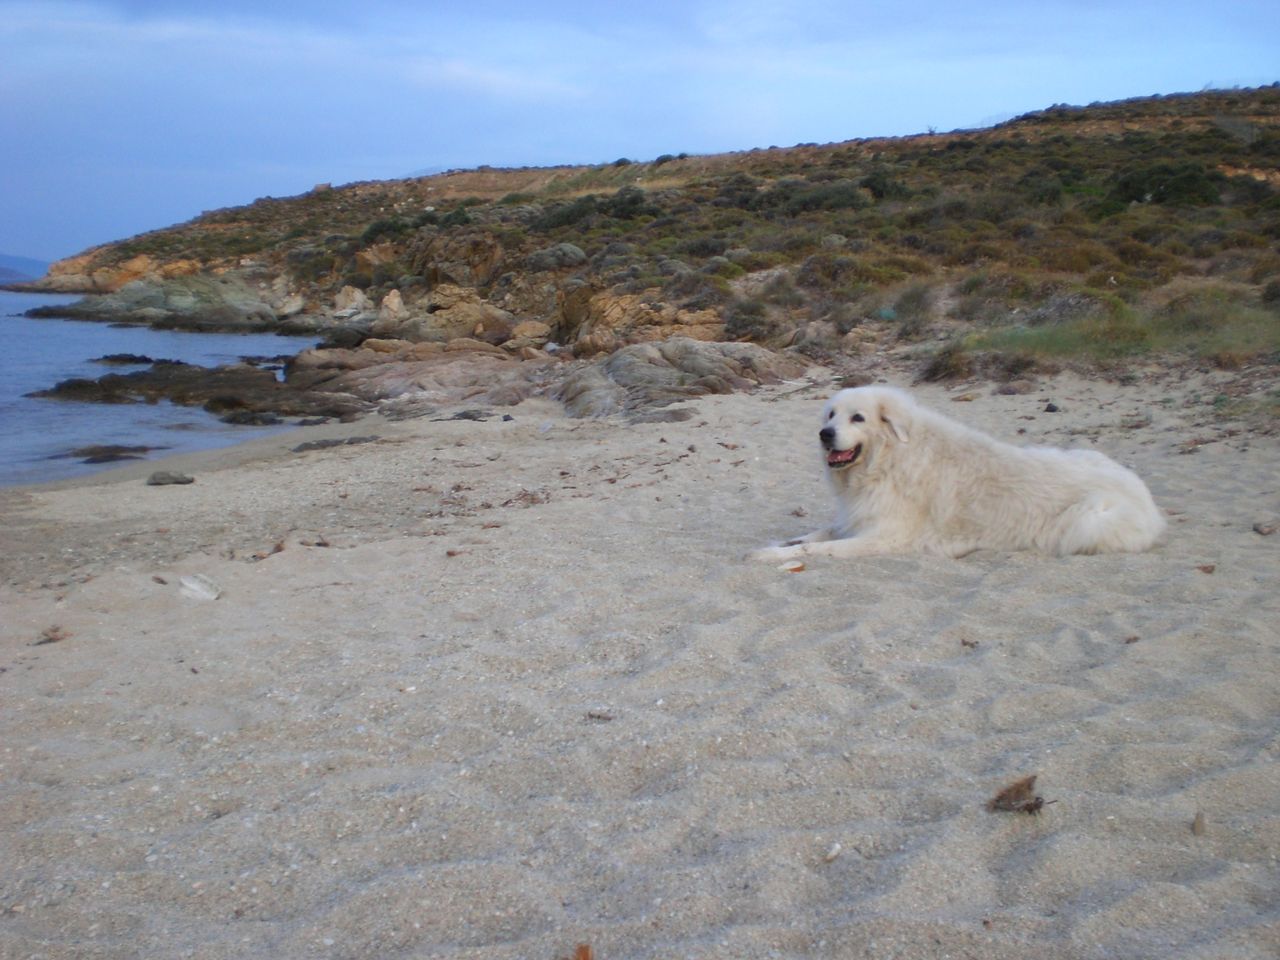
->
[19,244,810,430]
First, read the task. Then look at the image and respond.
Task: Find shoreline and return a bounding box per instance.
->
[3,364,1278,958]
[0,289,330,488]
[3,410,384,493]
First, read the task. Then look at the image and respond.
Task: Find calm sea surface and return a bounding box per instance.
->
[0,290,321,487]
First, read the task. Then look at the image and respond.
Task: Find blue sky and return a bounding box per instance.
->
[2,1,1276,263]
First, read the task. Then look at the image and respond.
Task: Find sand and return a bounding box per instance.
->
[1,362,1278,959]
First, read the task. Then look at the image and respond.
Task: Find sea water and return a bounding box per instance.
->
[0,290,322,487]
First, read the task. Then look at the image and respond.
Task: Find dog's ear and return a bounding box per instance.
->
[878,396,910,443]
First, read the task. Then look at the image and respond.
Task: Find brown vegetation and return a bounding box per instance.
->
[49,86,1280,371]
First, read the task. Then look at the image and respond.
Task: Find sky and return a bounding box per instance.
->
[1,1,1276,263]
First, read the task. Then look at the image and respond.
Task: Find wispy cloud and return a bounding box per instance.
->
[402,57,585,102]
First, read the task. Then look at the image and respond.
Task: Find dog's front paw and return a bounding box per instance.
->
[752,543,806,563]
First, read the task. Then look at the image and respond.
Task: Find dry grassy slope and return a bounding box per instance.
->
[46,87,1276,276]
[31,86,1280,377]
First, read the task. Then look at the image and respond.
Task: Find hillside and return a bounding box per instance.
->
[0,253,48,283]
[28,86,1280,374]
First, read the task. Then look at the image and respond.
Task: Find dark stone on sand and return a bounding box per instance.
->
[147,471,195,486]
[1044,402,1061,413]
[630,407,696,423]
[292,435,380,453]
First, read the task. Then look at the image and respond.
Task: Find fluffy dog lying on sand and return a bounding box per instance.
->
[755,386,1165,561]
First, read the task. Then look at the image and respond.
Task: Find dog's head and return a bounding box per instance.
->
[818,386,911,473]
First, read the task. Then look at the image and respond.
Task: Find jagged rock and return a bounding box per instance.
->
[29,252,202,293]
[502,320,553,352]
[334,285,370,316]
[276,293,306,317]
[292,436,379,453]
[369,283,516,343]
[27,275,279,331]
[295,344,559,413]
[407,231,505,288]
[32,360,373,419]
[526,243,587,271]
[557,337,805,417]
[378,289,409,325]
[564,290,726,357]
[147,471,195,485]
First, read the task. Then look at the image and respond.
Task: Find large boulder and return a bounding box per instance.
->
[369,283,517,343]
[288,338,559,415]
[562,290,726,357]
[406,231,505,288]
[526,243,587,272]
[557,337,805,417]
[334,285,371,316]
[290,335,804,420]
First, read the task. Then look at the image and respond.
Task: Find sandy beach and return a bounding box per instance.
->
[2,360,1277,959]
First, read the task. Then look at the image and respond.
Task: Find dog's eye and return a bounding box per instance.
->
[851,413,865,423]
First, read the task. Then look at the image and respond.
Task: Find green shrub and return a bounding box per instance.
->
[360,218,412,245]
[760,273,804,307]
[677,236,728,258]
[918,342,973,381]
[861,168,911,200]
[894,283,933,338]
[534,195,599,231]
[440,206,472,227]
[724,298,781,341]
[1110,163,1222,206]
[600,185,654,219]
[782,180,869,215]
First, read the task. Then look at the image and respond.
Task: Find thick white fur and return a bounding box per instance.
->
[755,386,1165,561]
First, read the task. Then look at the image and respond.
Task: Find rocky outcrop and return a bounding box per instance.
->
[26,275,295,332]
[287,337,561,415]
[406,231,506,288]
[30,252,202,293]
[557,337,806,417]
[526,243,587,272]
[31,360,373,419]
[368,283,517,343]
[24,268,354,335]
[561,289,727,357]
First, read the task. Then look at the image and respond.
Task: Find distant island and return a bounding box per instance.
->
[0,253,49,284]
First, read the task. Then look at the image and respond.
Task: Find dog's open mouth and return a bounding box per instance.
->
[826,443,862,468]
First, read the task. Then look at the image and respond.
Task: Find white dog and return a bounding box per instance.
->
[755,386,1165,561]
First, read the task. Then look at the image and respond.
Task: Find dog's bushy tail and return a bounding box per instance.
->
[1053,491,1166,555]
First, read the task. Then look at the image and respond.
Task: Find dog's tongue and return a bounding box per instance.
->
[827,448,857,466]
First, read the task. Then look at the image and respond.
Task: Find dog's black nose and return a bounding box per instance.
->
[819,426,835,447]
